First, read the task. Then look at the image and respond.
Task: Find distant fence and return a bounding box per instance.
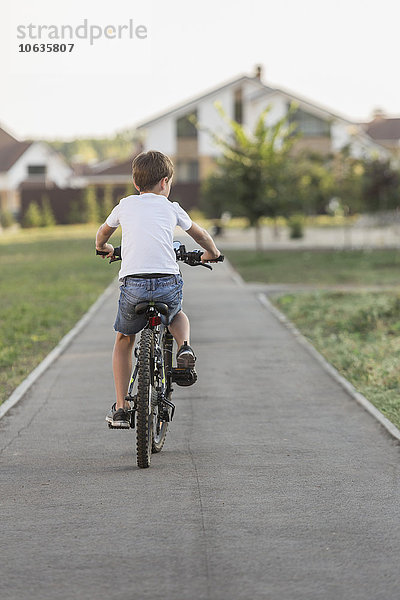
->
[19,181,201,224]
[20,186,131,224]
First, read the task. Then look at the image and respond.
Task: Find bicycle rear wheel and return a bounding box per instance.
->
[152,327,174,452]
[136,329,155,468]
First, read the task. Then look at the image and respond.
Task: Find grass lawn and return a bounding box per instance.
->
[225,248,400,429]
[0,225,120,405]
[273,292,400,429]
[225,248,400,286]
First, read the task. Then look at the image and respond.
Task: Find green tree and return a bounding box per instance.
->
[202,104,299,249]
[362,159,400,212]
[21,202,42,228]
[0,210,15,229]
[201,172,241,219]
[293,153,335,215]
[81,186,100,224]
[331,150,365,215]
[40,195,56,227]
[99,185,114,222]
[68,200,83,224]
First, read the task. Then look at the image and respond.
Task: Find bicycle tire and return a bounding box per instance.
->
[136,329,154,468]
[152,410,168,453]
[152,328,171,453]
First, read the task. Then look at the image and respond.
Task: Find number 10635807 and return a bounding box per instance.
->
[18,43,74,52]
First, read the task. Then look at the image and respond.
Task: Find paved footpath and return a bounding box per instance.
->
[1,256,400,600]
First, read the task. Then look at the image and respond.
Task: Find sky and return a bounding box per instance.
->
[1,0,399,140]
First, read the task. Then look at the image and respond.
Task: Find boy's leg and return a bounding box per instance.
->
[168,310,190,349]
[169,311,196,372]
[112,332,136,409]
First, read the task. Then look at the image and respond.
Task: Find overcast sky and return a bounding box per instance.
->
[1,0,399,140]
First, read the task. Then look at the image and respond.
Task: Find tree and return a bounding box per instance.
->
[201,104,300,250]
[201,172,241,219]
[0,210,15,229]
[292,152,335,215]
[99,185,114,222]
[40,195,56,227]
[331,150,365,215]
[81,186,100,224]
[21,202,42,228]
[362,159,400,212]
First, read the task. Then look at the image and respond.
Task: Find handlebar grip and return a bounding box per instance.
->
[96,247,121,259]
[205,255,224,263]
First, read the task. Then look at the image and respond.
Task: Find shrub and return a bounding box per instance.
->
[81,187,100,224]
[288,215,305,239]
[99,185,114,222]
[40,195,56,227]
[0,210,15,229]
[68,200,83,224]
[21,202,42,228]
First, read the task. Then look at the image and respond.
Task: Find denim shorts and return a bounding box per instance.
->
[114,274,183,335]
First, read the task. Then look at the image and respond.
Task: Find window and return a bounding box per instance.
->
[176,160,199,183]
[290,109,331,138]
[176,111,198,138]
[27,165,47,175]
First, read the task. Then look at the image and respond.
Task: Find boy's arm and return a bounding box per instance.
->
[186,222,220,262]
[96,223,117,257]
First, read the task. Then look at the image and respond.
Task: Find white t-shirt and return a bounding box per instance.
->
[106,193,192,280]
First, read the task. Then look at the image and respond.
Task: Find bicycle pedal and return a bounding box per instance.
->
[172,367,197,387]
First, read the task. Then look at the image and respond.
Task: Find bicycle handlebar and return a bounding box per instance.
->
[96,244,224,269]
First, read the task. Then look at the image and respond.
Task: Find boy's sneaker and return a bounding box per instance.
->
[106,403,130,429]
[176,342,196,369]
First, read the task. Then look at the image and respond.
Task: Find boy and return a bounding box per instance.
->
[96,150,220,428]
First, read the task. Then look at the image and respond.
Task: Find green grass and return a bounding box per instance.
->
[225,248,400,428]
[273,292,400,428]
[225,248,400,286]
[0,226,120,405]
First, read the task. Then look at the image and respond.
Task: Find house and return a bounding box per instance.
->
[136,67,389,209]
[0,125,74,215]
[360,110,400,159]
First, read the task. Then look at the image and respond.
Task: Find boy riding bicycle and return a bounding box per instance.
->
[95,150,220,428]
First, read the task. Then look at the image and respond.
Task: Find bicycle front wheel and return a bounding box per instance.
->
[136,329,155,468]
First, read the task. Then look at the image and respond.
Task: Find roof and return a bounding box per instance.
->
[0,126,19,150]
[0,140,33,172]
[136,75,274,129]
[249,86,353,124]
[93,157,134,176]
[363,117,400,141]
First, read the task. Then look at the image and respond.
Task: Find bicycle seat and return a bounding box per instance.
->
[135,302,169,316]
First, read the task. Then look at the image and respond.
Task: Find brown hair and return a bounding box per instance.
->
[132,150,174,192]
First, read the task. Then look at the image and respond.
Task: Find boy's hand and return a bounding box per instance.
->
[201,249,221,263]
[96,243,114,258]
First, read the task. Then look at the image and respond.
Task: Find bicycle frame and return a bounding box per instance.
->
[126,305,175,428]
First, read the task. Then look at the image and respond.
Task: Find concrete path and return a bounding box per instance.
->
[1,258,399,600]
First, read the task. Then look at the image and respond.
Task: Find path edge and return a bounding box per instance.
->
[224,258,400,443]
[258,291,400,443]
[0,279,117,421]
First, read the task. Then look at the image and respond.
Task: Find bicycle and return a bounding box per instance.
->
[96,242,224,468]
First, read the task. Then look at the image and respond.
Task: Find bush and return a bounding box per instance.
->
[40,195,56,227]
[67,200,83,224]
[0,210,15,229]
[21,202,42,228]
[81,187,100,224]
[288,215,305,239]
[99,186,114,222]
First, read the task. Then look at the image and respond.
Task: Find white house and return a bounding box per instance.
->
[0,125,74,215]
[136,67,389,207]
